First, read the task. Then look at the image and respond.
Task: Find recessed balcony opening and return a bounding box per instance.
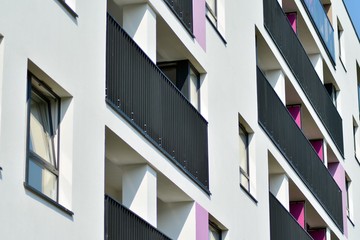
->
[256,30,282,72]
[282,0,321,56]
[105,127,198,239]
[268,153,339,240]
[323,60,339,108]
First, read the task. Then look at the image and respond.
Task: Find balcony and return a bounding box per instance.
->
[300,0,335,62]
[263,0,344,156]
[257,68,343,232]
[163,0,193,34]
[106,14,209,192]
[105,195,171,240]
[269,193,313,240]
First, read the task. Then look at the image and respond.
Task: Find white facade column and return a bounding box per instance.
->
[123,3,157,62]
[309,54,324,83]
[265,70,286,104]
[269,174,289,210]
[122,164,157,227]
[326,228,331,240]
[323,140,328,167]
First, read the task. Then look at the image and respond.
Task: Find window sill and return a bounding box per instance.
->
[348,215,355,227]
[206,15,227,45]
[57,0,78,18]
[240,184,258,204]
[24,182,74,216]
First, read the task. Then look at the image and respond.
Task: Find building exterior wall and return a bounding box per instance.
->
[0,0,359,239]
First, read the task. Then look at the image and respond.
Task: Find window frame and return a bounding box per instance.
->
[239,123,250,191]
[209,220,222,240]
[206,0,218,27]
[26,72,61,202]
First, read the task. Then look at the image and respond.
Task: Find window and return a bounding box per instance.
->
[239,123,250,191]
[353,118,359,162]
[206,0,217,27]
[26,73,60,202]
[346,174,354,221]
[158,60,200,110]
[209,221,221,240]
[338,20,346,66]
[324,83,337,107]
[357,63,360,115]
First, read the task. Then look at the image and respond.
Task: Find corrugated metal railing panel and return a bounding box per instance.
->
[263,0,344,156]
[269,193,313,240]
[257,68,343,232]
[105,195,172,240]
[163,0,193,33]
[106,14,209,192]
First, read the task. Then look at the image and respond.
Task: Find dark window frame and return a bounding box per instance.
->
[209,220,222,240]
[206,0,218,27]
[26,72,61,202]
[239,123,250,191]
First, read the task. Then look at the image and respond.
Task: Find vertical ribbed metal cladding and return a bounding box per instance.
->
[163,0,193,33]
[269,193,313,240]
[257,68,343,232]
[263,0,344,156]
[106,14,209,192]
[104,195,172,240]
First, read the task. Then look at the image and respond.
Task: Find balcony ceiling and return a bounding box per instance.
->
[105,128,192,203]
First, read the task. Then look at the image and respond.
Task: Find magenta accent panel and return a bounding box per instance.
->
[290,201,305,228]
[286,12,297,33]
[310,140,324,161]
[328,162,347,237]
[196,203,208,240]
[308,228,326,240]
[287,105,301,128]
[193,0,206,50]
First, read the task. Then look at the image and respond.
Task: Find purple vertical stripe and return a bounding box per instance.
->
[286,12,297,33]
[290,201,305,228]
[310,140,324,161]
[287,105,302,128]
[328,162,347,237]
[196,203,208,240]
[193,0,206,50]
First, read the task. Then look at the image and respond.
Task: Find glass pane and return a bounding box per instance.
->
[28,159,58,201]
[189,69,199,110]
[207,0,216,14]
[29,91,55,165]
[209,224,220,240]
[239,127,248,172]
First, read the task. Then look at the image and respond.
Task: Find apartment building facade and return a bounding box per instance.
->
[0,0,359,239]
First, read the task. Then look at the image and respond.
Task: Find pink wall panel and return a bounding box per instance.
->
[310,140,324,161]
[287,105,302,128]
[286,12,297,33]
[308,228,326,240]
[290,201,305,228]
[193,0,206,50]
[328,162,347,237]
[196,203,208,240]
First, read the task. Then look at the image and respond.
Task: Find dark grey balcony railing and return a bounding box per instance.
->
[105,195,172,240]
[163,0,193,34]
[106,14,209,192]
[269,193,313,240]
[257,67,343,232]
[300,0,335,62]
[263,0,344,156]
